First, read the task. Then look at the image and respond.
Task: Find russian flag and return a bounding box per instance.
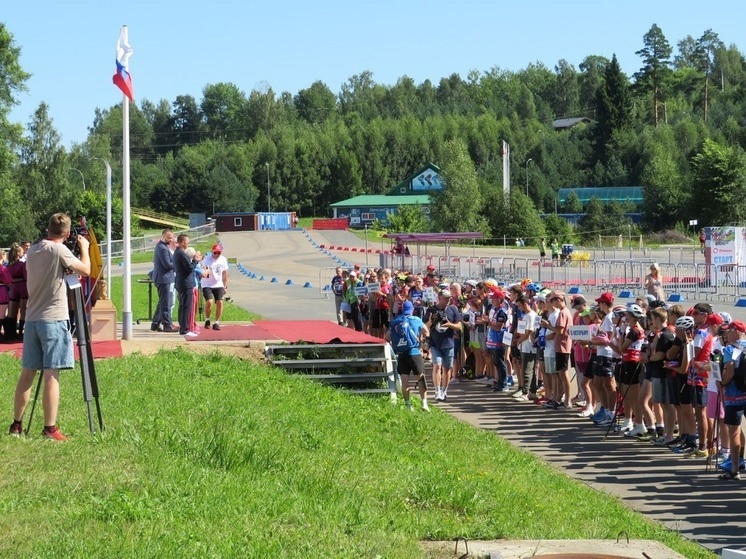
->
[112,26,134,101]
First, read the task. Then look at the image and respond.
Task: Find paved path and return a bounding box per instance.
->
[437,381,746,555]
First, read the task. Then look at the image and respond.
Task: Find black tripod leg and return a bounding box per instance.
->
[68,276,103,434]
[24,371,43,437]
[604,381,633,440]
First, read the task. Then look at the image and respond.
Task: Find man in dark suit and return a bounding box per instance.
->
[151,228,177,332]
[173,233,198,336]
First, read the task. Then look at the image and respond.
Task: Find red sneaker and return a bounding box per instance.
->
[8,422,22,436]
[42,427,68,442]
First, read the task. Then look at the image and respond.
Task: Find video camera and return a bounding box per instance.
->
[430,307,449,326]
[63,225,88,259]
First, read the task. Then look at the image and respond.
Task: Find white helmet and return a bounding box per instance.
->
[675,316,695,330]
[719,312,733,324]
[626,304,645,319]
[612,305,628,318]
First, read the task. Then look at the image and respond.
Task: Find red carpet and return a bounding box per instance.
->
[255,320,382,344]
[184,324,281,342]
[0,340,123,360]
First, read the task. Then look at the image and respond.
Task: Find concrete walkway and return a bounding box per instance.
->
[437,380,746,555]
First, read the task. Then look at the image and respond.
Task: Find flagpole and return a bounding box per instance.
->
[122,95,133,340]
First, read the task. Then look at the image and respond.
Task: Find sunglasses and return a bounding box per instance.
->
[212,252,221,256]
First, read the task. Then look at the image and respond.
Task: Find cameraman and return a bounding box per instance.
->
[425,289,462,402]
[9,213,90,441]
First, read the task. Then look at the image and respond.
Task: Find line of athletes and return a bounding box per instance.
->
[363,271,746,479]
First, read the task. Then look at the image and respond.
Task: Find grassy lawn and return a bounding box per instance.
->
[108,275,260,323]
[0,350,714,558]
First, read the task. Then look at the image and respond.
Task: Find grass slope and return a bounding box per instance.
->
[0,351,713,558]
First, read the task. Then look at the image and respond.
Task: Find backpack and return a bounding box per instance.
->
[733,354,746,392]
[390,315,419,355]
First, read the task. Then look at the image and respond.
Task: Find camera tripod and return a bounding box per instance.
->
[24,275,104,435]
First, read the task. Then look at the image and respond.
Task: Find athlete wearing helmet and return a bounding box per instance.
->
[626,304,645,320]
[612,300,647,436]
[590,291,619,424]
[675,316,695,331]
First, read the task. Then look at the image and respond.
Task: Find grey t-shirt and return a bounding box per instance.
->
[25,240,79,322]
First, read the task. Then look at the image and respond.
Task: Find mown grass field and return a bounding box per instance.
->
[0,350,714,558]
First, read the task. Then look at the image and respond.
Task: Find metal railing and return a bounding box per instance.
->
[99,223,215,260]
[375,251,746,302]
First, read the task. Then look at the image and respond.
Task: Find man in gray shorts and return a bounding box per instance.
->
[9,213,90,441]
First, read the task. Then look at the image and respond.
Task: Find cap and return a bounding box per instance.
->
[595,292,614,305]
[704,313,724,327]
[489,287,506,299]
[402,301,414,315]
[464,279,478,287]
[645,294,657,303]
[725,320,746,333]
[439,289,452,298]
[426,265,436,271]
[535,293,547,303]
[211,244,222,253]
[349,270,357,277]
[549,290,565,301]
[571,295,586,307]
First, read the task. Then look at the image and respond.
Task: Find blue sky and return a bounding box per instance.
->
[3,1,742,146]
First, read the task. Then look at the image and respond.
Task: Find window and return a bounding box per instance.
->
[361,213,375,221]
[234,217,242,227]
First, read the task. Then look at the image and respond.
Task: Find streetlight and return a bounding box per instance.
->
[525,158,532,197]
[70,167,86,191]
[91,157,112,300]
[265,162,271,213]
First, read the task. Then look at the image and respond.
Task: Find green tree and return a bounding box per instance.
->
[577,197,631,242]
[690,138,746,225]
[634,24,672,127]
[485,190,545,246]
[593,54,631,163]
[542,213,576,244]
[564,190,583,213]
[200,82,247,141]
[429,139,488,234]
[578,55,609,116]
[553,59,580,117]
[17,102,79,236]
[295,80,336,124]
[386,203,428,232]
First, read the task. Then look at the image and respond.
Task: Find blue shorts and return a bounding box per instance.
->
[22,321,74,370]
[430,346,454,369]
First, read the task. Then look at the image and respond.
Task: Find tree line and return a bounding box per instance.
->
[0,22,745,246]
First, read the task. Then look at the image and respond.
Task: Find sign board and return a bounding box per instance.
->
[517,320,527,334]
[689,219,698,226]
[570,325,597,341]
[422,287,438,303]
[354,286,368,296]
[366,282,380,293]
[501,331,513,346]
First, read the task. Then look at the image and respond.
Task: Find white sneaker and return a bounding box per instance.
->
[450,377,460,385]
[421,401,430,412]
[624,424,647,438]
[615,419,634,433]
[389,393,398,405]
[513,394,529,402]
[185,331,198,338]
[578,406,594,418]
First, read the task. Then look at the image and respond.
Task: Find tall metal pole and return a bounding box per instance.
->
[525,158,532,197]
[92,157,112,299]
[265,162,271,213]
[364,225,369,266]
[122,96,132,340]
[70,168,86,191]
